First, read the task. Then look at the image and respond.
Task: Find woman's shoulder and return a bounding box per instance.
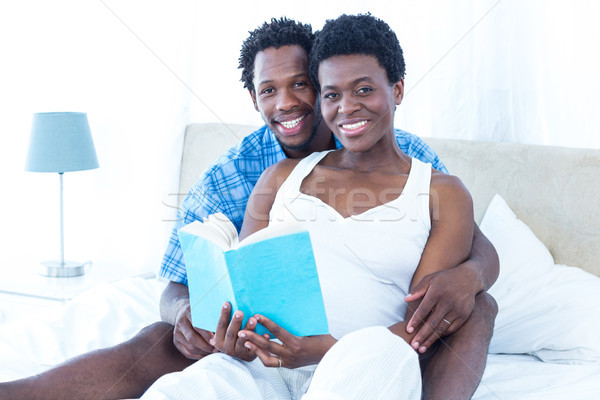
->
[430,170,472,205]
[271,157,301,172]
[254,158,302,195]
[262,158,300,181]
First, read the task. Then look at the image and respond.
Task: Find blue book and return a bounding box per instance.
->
[178,213,329,337]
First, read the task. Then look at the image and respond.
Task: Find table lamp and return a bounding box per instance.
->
[25,112,99,277]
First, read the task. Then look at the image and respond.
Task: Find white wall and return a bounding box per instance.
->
[0,1,197,274]
[0,1,598,277]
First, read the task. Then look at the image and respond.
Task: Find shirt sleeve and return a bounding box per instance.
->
[159,181,223,285]
[159,126,269,285]
[395,129,449,174]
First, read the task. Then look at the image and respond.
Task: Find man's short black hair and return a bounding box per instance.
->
[239,17,314,91]
[309,14,406,89]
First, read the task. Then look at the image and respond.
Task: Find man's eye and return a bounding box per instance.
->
[293,82,306,88]
[323,93,338,100]
[261,88,275,95]
[357,87,373,94]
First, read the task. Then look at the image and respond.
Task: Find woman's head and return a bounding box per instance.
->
[309,14,405,90]
[310,14,405,152]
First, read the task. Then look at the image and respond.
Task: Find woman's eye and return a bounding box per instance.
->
[293,82,306,88]
[323,93,338,100]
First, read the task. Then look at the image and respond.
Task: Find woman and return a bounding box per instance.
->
[238,12,473,365]
[142,14,473,400]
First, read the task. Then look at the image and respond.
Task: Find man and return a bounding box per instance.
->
[162,17,498,400]
[0,17,498,400]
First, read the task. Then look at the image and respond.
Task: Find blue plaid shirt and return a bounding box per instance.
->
[160,125,448,285]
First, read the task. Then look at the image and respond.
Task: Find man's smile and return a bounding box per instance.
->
[279,114,305,129]
[274,112,310,135]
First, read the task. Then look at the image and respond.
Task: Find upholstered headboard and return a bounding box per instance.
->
[422,138,600,277]
[180,123,600,277]
[179,123,251,199]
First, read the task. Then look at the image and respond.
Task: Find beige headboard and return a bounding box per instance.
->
[422,138,600,277]
[179,123,253,198]
[180,123,600,276]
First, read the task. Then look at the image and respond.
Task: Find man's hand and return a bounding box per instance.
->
[160,281,215,359]
[172,296,216,359]
[405,265,478,353]
[211,302,258,361]
[239,315,337,369]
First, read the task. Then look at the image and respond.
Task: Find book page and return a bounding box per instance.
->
[239,220,305,248]
[178,213,238,251]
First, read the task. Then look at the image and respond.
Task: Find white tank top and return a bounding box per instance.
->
[270,150,432,339]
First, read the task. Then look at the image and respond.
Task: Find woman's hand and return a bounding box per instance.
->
[211,302,259,362]
[239,315,337,369]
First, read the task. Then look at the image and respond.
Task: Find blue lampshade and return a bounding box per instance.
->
[25,112,99,173]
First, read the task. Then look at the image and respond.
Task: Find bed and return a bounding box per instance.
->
[1,123,599,398]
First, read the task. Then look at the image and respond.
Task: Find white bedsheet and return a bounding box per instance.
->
[474,354,600,399]
[1,277,599,399]
[0,277,165,381]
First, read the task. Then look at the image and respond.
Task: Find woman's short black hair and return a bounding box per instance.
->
[239,17,314,91]
[309,14,406,90]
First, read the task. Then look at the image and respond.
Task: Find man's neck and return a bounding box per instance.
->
[283,124,336,159]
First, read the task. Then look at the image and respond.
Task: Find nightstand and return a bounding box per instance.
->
[0,261,155,325]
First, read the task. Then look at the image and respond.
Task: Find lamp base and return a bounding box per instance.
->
[39,260,87,277]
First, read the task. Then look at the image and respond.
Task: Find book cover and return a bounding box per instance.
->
[178,214,329,337]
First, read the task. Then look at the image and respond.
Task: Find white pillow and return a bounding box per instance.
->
[481,194,600,364]
[480,194,554,301]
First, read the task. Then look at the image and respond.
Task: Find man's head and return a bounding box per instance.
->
[238,18,331,158]
[239,18,314,92]
[309,14,406,89]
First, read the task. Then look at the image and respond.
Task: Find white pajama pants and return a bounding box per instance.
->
[140,326,421,400]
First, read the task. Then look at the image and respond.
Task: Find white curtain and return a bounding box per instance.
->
[187,0,600,149]
[1,1,598,278]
